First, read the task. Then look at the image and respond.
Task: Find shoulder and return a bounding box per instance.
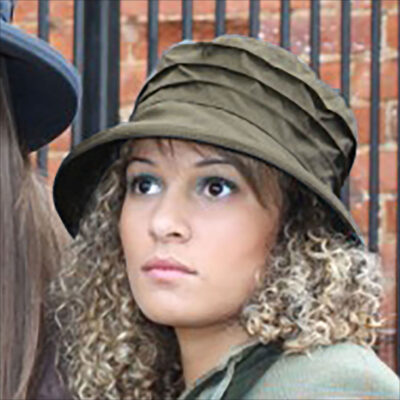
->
[31,344,73,400]
[247,342,400,400]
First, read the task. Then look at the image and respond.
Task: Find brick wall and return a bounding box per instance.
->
[14,0,398,372]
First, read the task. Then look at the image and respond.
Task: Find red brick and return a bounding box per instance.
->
[380,60,399,100]
[46,152,67,187]
[259,16,280,45]
[282,12,372,57]
[193,20,217,41]
[352,60,399,101]
[226,17,249,36]
[351,14,371,54]
[384,199,397,234]
[350,152,369,195]
[127,20,147,62]
[121,0,149,18]
[288,0,311,11]
[120,62,147,106]
[260,0,280,13]
[382,0,399,10]
[350,199,369,234]
[50,0,74,20]
[226,0,250,16]
[378,341,397,375]
[159,0,187,18]
[350,149,398,194]
[49,18,74,63]
[290,14,310,57]
[380,149,398,193]
[380,274,397,319]
[310,13,372,55]
[349,171,366,204]
[120,34,133,62]
[158,21,184,55]
[386,102,398,142]
[49,128,72,152]
[13,0,38,24]
[129,15,253,64]
[351,0,369,9]
[319,0,341,11]
[320,61,341,90]
[386,14,398,50]
[320,14,340,55]
[192,0,215,16]
[352,106,386,145]
[380,241,397,277]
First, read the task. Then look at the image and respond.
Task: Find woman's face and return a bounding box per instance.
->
[119,139,281,328]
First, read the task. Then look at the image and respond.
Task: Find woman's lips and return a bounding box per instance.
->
[142,258,197,281]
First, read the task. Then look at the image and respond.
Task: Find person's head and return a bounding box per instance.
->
[0,58,69,400]
[51,36,382,399]
[52,137,381,399]
[0,1,80,398]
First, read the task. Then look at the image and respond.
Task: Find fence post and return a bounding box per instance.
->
[78,0,120,140]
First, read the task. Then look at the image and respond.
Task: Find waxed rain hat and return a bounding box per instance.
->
[0,0,81,151]
[54,35,361,241]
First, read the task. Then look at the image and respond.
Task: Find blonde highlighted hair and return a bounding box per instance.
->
[51,139,383,400]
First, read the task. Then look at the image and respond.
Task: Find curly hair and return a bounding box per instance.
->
[51,139,383,400]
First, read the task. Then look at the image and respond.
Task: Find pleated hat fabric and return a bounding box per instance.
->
[54,36,360,240]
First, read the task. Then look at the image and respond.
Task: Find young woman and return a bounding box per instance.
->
[0,0,80,398]
[52,36,399,399]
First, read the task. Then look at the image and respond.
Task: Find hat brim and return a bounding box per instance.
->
[54,101,362,243]
[0,21,80,151]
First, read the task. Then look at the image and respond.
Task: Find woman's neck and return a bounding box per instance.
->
[176,321,251,387]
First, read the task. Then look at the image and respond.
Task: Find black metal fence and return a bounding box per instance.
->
[32,0,399,376]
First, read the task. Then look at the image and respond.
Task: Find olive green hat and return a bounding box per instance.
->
[54,35,360,240]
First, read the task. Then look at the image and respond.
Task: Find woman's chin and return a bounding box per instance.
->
[141,308,195,327]
[139,303,238,330]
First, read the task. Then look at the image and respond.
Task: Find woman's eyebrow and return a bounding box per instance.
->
[194,158,234,168]
[127,157,234,168]
[127,156,155,166]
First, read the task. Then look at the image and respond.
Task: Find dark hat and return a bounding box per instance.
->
[0,0,81,151]
[54,35,361,241]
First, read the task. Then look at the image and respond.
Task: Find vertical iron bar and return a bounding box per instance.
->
[81,1,120,140]
[98,0,120,131]
[340,0,351,207]
[396,0,400,379]
[368,0,381,252]
[37,0,49,176]
[310,0,320,76]
[280,0,290,50]
[215,0,226,37]
[99,1,111,131]
[182,0,193,40]
[148,0,159,76]
[249,0,260,38]
[72,0,85,147]
[38,0,49,40]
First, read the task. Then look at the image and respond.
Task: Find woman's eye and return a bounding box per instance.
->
[199,177,238,199]
[128,175,162,195]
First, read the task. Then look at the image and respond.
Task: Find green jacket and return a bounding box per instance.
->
[179,341,400,400]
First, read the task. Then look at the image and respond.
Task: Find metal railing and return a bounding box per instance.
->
[33,0,399,376]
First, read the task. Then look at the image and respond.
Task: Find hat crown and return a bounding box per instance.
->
[0,0,15,23]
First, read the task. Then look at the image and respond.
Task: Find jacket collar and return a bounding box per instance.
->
[178,339,261,400]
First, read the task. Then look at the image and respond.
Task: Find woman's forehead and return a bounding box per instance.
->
[129,138,219,159]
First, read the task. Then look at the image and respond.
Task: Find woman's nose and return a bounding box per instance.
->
[149,187,192,243]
